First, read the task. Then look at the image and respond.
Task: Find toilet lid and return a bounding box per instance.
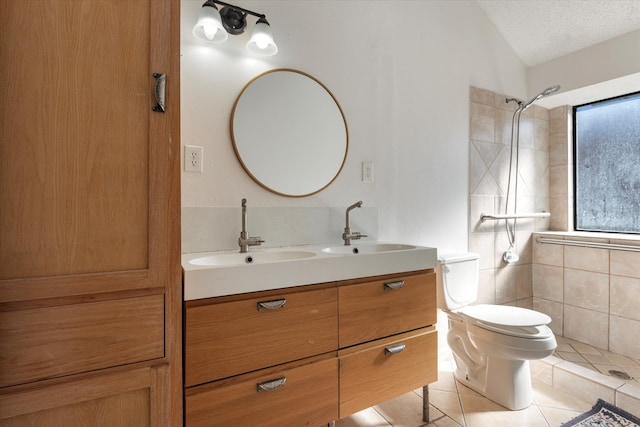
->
[457,304,551,328]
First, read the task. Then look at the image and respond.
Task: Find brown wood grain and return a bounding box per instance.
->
[339,328,438,417]
[338,271,437,348]
[186,357,339,427]
[185,287,338,387]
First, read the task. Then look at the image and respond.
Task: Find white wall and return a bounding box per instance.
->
[529,29,640,105]
[181,0,527,254]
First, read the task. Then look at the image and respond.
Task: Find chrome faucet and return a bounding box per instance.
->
[342,200,367,245]
[238,198,264,253]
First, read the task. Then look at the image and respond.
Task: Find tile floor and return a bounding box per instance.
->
[552,336,639,388]
[335,331,639,427]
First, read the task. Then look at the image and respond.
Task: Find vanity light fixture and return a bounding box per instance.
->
[193,0,278,56]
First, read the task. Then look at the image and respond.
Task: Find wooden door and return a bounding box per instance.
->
[0,0,181,424]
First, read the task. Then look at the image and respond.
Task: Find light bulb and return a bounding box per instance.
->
[255,36,268,50]
[203,25,216,41]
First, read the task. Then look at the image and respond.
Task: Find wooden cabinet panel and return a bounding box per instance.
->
[185,287,338,387]
[0,0,152,280]
[0,295,165,387]
[186,357,338,427]
[339,328,437,417]
[0,367,158,426]
[338,272,436,348]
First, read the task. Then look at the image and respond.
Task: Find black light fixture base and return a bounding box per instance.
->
[220,6,247,35]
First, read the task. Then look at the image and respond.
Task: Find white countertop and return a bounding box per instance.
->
[182,242,437,300]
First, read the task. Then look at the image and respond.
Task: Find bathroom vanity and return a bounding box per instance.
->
[182,243,438,426]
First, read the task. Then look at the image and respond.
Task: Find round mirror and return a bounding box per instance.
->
[231,69,348,197]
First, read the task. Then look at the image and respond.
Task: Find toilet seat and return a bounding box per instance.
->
[456,304,553,339]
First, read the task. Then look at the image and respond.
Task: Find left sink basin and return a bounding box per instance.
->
[188,250,317,267]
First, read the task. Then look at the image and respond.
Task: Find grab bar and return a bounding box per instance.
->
[536,237,640,253]
[480,212,550,222]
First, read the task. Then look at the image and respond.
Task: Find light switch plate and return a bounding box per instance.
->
[362,161,374,182]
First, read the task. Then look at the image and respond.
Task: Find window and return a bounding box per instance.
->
[574,92,640,234]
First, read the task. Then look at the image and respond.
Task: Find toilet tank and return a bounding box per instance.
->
[436,252,480,311]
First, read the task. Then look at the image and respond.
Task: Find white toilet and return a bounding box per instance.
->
[436,252,557,410]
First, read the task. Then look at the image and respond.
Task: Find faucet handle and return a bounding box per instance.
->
[248,236,264,246]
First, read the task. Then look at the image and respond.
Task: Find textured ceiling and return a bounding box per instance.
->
[475,0,640,67]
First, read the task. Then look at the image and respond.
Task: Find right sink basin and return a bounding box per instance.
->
[321,243,416,255]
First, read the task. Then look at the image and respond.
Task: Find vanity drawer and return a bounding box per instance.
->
[338,271,436,348]
[185,356,339,427]
[338,327,437,417]
[185,287,338,387]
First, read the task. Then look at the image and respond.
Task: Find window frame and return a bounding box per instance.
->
[572,90,640,235]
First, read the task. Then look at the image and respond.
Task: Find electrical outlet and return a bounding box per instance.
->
[184,145,203,172]
[362,161,374,182]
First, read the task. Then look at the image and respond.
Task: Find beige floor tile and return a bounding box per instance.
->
[536,405,583,426]
[568,340,603,355]
[556,351,588,363]
[459,394,550,427]
[428,389,466,426]
[430,369,459,393]
[335,407,391,427]
[454,380,482,398]
[431,415,464,427]
[373,392,426,427]
[582,353,611,365]
[602,351,640,367]
[531,381,592,412]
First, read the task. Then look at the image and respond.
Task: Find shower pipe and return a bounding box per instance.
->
[536,236,640,253]
[480,212,550,223]
[503,85,561,257]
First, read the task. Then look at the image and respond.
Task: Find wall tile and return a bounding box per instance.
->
[470,102,495,143]
[495,265,517,304]
[616,384,640,417]
[516,264,533,299]
[553,362,619,405]
[533,297,563,335]
[564,305,609,350]
[609,316,640,359]
[495,108,514,146]
[533,234,564,266]
[477,268,496,304]
[534,118,550,152]
[549,106,568,135]
[549,165,568,198]
[564,244,609,274]
[549,132,568,166]
[564,268,609,313]
[469,232,495,271]
[470,86,494,105]
[610,248,640,279]
[533,264,564,301]
[470,195,496,233]
[610,275,640,321]
[549,197,568,231]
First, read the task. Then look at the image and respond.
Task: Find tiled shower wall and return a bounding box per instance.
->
[530,104,640,360]
[533,232,640,360]
[468,87,551,308]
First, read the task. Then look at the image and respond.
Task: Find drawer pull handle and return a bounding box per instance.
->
[384,280,404,290]
[257,376,286,392]
[384,343,406,355]
[257,299,287,311]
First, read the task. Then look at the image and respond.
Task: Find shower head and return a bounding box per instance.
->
[521,85,560,110]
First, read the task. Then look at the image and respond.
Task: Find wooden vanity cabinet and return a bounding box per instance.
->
[338,271,438,417]
[0,0,181,425]
[184,285,340,427]
[183,269,437,426]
